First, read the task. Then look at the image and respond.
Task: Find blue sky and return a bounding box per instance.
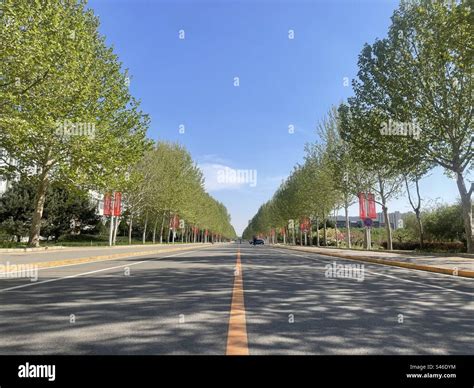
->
[88,0,462,235]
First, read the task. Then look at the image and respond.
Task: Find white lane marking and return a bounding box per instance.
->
[271,248,471,281]
[272,248,473,296]
[0,244,214,261]
[0,256,158,275]
[0,246,216,275]
[0,249,201,293]
[364,270,473,296]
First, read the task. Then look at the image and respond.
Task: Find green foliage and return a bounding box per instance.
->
[0,179,35,241]
[0,179,101,241]
[125,141,236,241]
[41,185,101,240]
[423,203,465,242]
[344,0,473,250]
[399,203,466,243]
[0,0,150,245]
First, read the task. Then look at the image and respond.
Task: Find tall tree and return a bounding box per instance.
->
[0,0,149,246]
[348,0,473,251]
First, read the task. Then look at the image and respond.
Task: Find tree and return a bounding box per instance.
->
[41,185,100,241]
[0,179,100,242]
[303,143,341,246]
[0,179,34,242]
[348,0,473,251]
[423,203,465,242]
[123,142,236,244]
[0,0,149,246]
[339,103,404,250]
[402,164,432,248]
[312,106,366,248]
[243,149,339,247]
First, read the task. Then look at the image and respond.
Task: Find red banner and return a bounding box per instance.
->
[358,193,367,219]
[103,193,112,216]
[300,217,310,232]
[368,193,377,219]
[113,192,122,216]
[169,215,179,229]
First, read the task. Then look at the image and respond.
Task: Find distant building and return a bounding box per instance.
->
[0,148,13,196]
[90,190,105,216]
[329,211,404,230]
[0,177,8,196]
[376,211,404,230]
[329,215,362,228]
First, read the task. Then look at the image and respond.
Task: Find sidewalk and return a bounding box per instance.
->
[275,244,474,278]
[0,243,214,270]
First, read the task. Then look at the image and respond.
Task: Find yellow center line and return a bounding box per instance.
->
[226,248,249,355]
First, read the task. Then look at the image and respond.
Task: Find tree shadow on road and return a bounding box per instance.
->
[240,251,474,355]
[0,251,235,355]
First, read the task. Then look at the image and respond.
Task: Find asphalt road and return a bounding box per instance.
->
[0,243,472,355]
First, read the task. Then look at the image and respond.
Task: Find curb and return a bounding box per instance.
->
[275,245,474,279]
[0,243,210,253]
[0,244,212,273]
[0,246,68,253]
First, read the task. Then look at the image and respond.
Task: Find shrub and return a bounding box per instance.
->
[381,241,465,253]
[57,234,107,243]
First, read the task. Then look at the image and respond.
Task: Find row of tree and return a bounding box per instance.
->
[0,0,236,245]
[120,142,236,244]
[0,141,237,244]
[243,0,472,252]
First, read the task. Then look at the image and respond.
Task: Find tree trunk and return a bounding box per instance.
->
[405,175,424,249]
[316,218,320,246]
[415,208,424,248]
[323,219,327,246]
[379,174,393,250]
[152,215,158,244]
[382,205,393,250]
[142,213,148,244]
[308,219,313,246]
[28,173,49,247]
[159,212,166,244]
[344,200,351,248]
[456,172,473,253]
[128,214,133,245]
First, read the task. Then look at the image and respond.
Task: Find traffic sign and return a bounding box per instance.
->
[363,218,373,227]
